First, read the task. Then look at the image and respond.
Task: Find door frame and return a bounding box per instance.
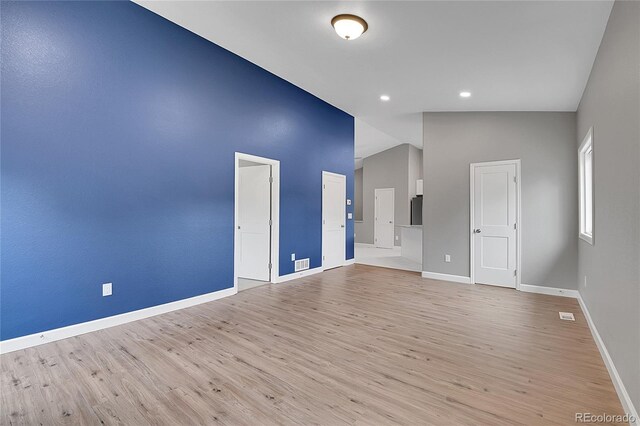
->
[234,152,280,291]
[469,159,521,290]
[374,188,395,248]
[322,171,346,269]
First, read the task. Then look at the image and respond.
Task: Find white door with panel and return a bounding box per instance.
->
[374,188,395,249]
[472,162,518,288]
[322,172,346,270]
[238,164,271,281]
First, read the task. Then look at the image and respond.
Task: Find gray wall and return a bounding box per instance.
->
[576,0,640,411]
[360,144,411,245]
[422,112,578,289]
[354,167,363,221]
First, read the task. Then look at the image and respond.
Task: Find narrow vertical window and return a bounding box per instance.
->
[579,128,594,244]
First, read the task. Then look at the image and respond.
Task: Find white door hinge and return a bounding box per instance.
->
[269,177,273,183]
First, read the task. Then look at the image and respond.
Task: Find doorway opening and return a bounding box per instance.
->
[470,159,521,289]
[234,153,280,292]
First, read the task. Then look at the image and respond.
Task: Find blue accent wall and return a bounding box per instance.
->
[0,1,354,340]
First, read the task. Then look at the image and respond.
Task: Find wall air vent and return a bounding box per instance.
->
[294,258,310,272]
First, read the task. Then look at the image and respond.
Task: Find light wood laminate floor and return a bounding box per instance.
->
[1,265,623,425]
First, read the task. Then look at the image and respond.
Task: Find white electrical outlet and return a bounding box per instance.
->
[102,283,112,297]
[291,253,295,262]
[347,212,353,219]
[445,254,451,263]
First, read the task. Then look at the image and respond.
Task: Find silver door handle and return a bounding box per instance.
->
[474,229,481,233]
[341,225,345,228]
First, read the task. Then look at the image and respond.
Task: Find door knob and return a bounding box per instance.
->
[474,229,481,233]
[389,221,392,224]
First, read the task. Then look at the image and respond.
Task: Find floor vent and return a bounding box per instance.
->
[559,312,575,321]
[295,258,310,272]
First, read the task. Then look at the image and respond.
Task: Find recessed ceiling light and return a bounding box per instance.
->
[331,14,368,40]
[380,95,390,101]
[459,91,472,98]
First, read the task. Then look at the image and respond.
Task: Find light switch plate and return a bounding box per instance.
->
[445,255,451,263]
[102,283,112,297]
[291,253,295,261]
[346,199,352,205]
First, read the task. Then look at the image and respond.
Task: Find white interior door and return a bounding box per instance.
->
[374,188,395,248]
[322,172,346,270]
[472,162,517,288]
[238,164,271,281]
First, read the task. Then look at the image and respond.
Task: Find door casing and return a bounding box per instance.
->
[470,159,521,290]
[234,152,280,291]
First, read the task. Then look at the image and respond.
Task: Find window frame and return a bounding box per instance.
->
[578,127,594,245]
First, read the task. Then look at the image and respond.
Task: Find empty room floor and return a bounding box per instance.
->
[355,243,422,272]
[0,265,623,425]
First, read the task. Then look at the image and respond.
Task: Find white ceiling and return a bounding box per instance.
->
[135,0,612,157]
[355,118,404,166]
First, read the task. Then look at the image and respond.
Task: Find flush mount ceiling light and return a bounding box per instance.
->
[380,95,390,101]
[331,14,368,40]
[459,91,472,98]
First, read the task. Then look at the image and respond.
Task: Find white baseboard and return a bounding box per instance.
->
[344,258,355,266]
[578,294,638,425]
[276,266,324,283]
[0,287,237,355]
[355,243,375,247]
[421,271,471,284]
[519,284,580,298]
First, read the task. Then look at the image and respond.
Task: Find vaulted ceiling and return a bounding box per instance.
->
[135,0,613,158]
